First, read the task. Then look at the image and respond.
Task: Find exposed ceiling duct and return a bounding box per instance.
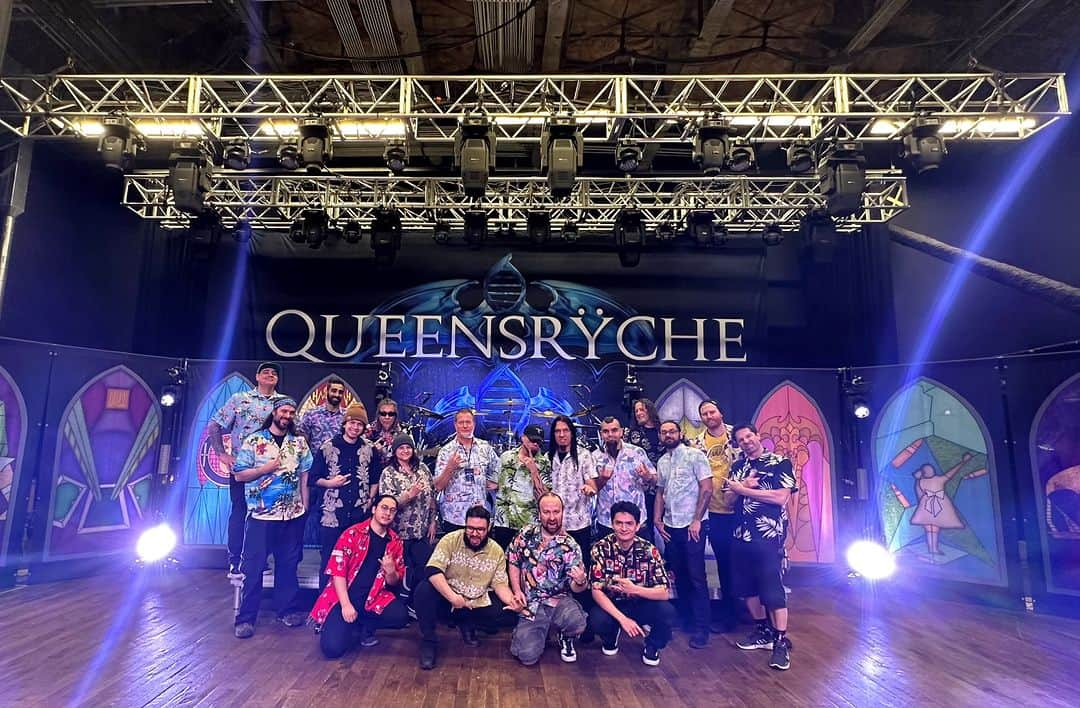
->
[325,0,402,73]
[471,0,535,71]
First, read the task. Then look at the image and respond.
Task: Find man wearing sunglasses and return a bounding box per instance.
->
[366,399,402,483]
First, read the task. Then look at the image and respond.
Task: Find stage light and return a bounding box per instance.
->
[762,222,784,247]
[786,140,814,174]
[136,523,178,563]
[370,207,402,265]
[846,540,895,580]
[464,210,487,249]
[457,115,495,198]
[901,114,946,174]
[852,399,871,419]
[693,116,731,176]
[614,209,645,268]
[562,221,580,242]
[278,140,301,170]
[159,385,180,408]
[288,219,305,244]
[541,117,583,199]
[688,210,716,246]
[299,117,332,172]
[222,138,251,170]
[820,141,866,218]
[375,362,395,404]
[656,221,676,242]
[432,220,451,245]
[728,139,756,173]
[800,210,837,262]
[233,220,253,244]
[616,139,644,173]
[342,219,362,245]
[384,139,407,173]
[527,211,551,247]
[188,209,223,245]
[302,209,329,249]
[98,115,141,171]
[168,138,213,215]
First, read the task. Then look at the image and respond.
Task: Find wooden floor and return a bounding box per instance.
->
[2,569,1079,708]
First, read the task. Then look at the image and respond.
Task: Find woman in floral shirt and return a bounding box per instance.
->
[378,433,438,598]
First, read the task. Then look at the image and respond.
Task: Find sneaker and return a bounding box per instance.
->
[278,612,307,628]
[407,604,418,621]
[641,644,661,666]
[227,563,242,577]
[360,626,379,647]
[689,632,709,649]
[559,633,577,663]
[234,622,255,639]
[601,629,621,656]
[419,641,437,670]
[769,637,791,670]
[709,619,735,635]
[460,626,479,647]
[736,625,775,651]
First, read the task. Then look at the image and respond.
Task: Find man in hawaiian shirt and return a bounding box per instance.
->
[492,424,552,549]
[231,397,313,638]
[593,417,657,538]
[722,423,798,671]
[433,409,500,532]
[507,493,589,665]
[207,361,287,574]
[654,420,713,649]
[589,501,675,667]
[298,377,354,449]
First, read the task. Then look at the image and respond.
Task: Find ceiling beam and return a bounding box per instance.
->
[0,0,13,73]
[944,0,1052,69]
[826,0,910,71]
[680,0,735,72]
[388,0,424,73]
[542,0,570,72]
[214,0,283,71]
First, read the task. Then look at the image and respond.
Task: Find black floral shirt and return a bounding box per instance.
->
[730,452,798,546]
[590,534,669,599]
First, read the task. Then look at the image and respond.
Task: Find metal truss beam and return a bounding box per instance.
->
[0,72,1066,143]
[120,170,908,231]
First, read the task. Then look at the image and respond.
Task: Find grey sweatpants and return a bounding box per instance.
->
[510,596,587,666]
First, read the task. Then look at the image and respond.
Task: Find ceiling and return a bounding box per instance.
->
[8,0,1080,77]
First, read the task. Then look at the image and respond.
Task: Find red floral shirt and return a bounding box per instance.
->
[309,520,406,624]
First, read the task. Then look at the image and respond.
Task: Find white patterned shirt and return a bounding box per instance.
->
[435,437,500,526]
[657,444,712,528]
[549,447,598,532]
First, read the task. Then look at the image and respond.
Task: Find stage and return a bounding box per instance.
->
[1,568,1077,707]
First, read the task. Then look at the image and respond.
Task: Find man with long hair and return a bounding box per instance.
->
[627,398,662,542]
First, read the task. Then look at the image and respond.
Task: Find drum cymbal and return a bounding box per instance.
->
[486,427,514,436]
[570,404,601,418]
[404,404,447,420]
[532,410,564,419]
[497,399,527,408]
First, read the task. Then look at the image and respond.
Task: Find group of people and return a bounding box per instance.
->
[209,362,798,672]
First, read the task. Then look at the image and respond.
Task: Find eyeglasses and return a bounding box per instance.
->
[464,526,487,534]
[375,504,397,513]
[379,412,396,417]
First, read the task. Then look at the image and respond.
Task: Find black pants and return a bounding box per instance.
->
[227,477,247,565]
[708,512,738,627]
[640,491,657,544]
[665,522,710,634]
[490,526,518,550]
[318,526,344,579]
[588,598,675,650]
[236,515,305,625]
[319,597,409,659]
[400,539,434,595]
[413,578,502,643]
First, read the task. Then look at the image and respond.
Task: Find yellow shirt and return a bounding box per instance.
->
[695,429,736,514]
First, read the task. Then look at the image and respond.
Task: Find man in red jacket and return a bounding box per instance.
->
[310,495,409,659]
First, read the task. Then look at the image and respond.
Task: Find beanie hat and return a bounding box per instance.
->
[273,397,297,411]
[391,433,416,454]
[344,402,369,424]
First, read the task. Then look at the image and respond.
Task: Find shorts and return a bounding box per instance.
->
[730,541,787,609]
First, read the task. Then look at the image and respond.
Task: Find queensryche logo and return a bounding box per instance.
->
[265,309,748,363]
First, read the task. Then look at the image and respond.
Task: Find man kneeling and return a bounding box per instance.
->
[589,501,675,666]
[309,495,408,659]
[508,493,589,666]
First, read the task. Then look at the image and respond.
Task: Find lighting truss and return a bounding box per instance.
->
[120,171,908,232]
[0,73,1066,143]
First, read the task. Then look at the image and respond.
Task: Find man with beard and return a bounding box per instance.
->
[589,501,675,667]
[308,403,376,573]
[434,409,500,532]
[232,397,313,638]
[723,423,798,671]
[492,424,552,549]
[298,378,353,450]
[654,420,713,649]
[310,495,408,658]
[207,362,287,575]
[627,398,662,542]
[413,505,524,670]
[593,417,656,538]
[508,493,589,665]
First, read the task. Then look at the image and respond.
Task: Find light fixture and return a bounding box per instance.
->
[541,116,583,199]
[819,140,866,218]
[136,523,178,563]
[800,210,837,263]
[845,540,895,580]
[168,138,213,215]
[302,209,329,249]
[728,139,756,173]
[188,209,223,245]
[762,222,784,247]
[233,220,253,244]
[786,140,814,174]
[299,116,332,172]
[615,139,644,173]
[614,209,645,268]
[98,114,141,171]
[562,220,580,242]
[370,207,402,265]
[383,139,407,173]
[900,114,946,174]
[464,210,487,249]
[375,362,394,404]
[433,220,451,245]
[278,140,301,170]
[222,138,251,170]
[852,399,871,419]
[160,385,179,408]
[457,115,495,198]
[342,220,362,245]
[288,219,306,244]
[656,221,676,242]
[687,210,716,246]
[693,116,730,175]
[527,211,551,247]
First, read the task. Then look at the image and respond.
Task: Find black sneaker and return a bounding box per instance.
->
[360,626,379,647]
[227,562,242,577]
[641,643,661,666]
[233,622,255,639]
[769,637,791,670]
[689,631,709,649]
[736,625,774,651]
[419,641,437,670]
[460,626,480,647]
[559,633,577,663]
[278,612,307,628]
[601,629,621,656]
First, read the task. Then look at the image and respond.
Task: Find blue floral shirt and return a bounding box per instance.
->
[234,429,314,521]
[211,388,287,454]
[592,442,655,527]
[298,406,345,450]
[507,523,584,617]
[657,444,712,528]
[435,438,500,526]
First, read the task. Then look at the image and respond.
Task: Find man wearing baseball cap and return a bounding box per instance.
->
[207,362,288,575]
[491,424,552,549]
